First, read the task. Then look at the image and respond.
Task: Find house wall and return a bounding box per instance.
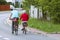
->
[0,5,10,11]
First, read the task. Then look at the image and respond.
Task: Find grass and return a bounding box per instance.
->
[28,18,60,33]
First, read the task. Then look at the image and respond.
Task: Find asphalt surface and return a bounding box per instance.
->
[0,11,57,40]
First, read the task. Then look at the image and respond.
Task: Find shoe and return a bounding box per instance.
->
[12,31,14,34]
[21,28,24,31]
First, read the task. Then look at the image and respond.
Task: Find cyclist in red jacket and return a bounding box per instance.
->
[20,10,29,30]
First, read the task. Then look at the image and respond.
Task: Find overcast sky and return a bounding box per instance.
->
[6,0,12,2]
[6,0,22,2]
[6,0,21,2]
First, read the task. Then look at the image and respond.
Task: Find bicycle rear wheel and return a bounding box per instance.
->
[14,26,18,35]
[23,28,27,34]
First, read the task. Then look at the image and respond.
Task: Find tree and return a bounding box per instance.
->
[0,0,8,5]
[7,2,14,5]
[49,0,60,23]
[23,0,60,23]
[23,0,50,19]
[15,2,19,8]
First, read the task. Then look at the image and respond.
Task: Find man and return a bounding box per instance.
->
[9,9,19,34]
[20,10,29,30]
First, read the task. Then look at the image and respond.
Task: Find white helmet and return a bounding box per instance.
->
[22,10,26,13]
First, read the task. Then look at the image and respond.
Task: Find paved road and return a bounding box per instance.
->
[0,11,57,40]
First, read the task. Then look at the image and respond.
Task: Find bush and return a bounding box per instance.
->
[52,13,60,24]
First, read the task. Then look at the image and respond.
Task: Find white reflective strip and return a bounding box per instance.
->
[3,38,10,40]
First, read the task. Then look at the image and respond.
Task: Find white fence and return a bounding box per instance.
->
[30,5,43,19]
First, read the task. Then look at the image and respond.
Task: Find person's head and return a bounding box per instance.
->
[22,10,26,13]
[10,9,13,11]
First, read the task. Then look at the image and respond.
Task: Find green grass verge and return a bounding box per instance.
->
[28,18,60,33]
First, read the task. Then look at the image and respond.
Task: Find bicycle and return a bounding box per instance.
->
[12,18,18,35]
[22,22,28,34]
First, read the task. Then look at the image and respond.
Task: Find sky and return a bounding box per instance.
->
[6,0,23,2]
[6,0,23,4]
[6,0,21,2]
[6,0,12,2]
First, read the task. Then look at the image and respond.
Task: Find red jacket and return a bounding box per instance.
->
[20,13,29,21]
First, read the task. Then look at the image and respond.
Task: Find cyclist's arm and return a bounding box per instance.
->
[20,14,23,20]
[27,14,29,21]
[9,13,12,20]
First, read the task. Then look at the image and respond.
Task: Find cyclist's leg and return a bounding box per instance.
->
[21,22,25,30]
[16,18,19,31]
[15,21,18,31]
[12,21,14,34]
[13,17,19,31]
[14,18,19,35]
[22,22,27,30]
